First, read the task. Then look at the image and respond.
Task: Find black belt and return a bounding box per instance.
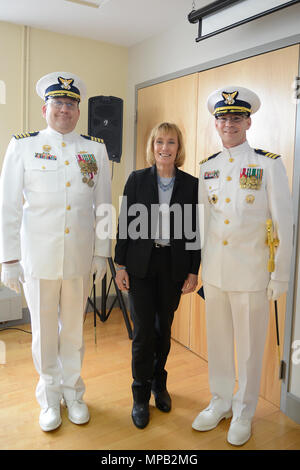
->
[153,243,170,248]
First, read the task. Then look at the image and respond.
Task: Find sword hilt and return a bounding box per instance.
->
[266,219,279,272]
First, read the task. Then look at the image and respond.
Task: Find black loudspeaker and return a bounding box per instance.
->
[88,95,123,163]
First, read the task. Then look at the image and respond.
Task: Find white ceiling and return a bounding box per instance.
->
[0,0,214,47]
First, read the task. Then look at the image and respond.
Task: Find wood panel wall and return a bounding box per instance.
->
[136,44,299,406]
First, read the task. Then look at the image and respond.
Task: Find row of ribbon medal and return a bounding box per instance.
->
[34,148,98,187]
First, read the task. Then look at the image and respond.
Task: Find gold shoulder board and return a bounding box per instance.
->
[199,151,221,165]
[13,131,39,139]
[254,149,280,159]
[81,134,104,144]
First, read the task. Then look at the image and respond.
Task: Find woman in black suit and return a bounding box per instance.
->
[114,122,200,429]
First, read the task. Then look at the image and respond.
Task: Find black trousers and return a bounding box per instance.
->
[128,246,184,403]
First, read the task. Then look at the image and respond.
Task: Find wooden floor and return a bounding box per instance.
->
[0,309,300,451]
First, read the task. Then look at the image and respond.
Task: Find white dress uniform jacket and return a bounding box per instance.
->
[0,126,111,279]
[198,141,293,291]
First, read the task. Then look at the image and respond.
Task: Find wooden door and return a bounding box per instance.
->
[136,73,199,346]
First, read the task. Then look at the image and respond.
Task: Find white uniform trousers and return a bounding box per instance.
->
[203,282,269,420]
[23,275,90,409]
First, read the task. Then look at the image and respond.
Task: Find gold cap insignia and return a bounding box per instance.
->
[58,77,74,90]
[222,91,238,105]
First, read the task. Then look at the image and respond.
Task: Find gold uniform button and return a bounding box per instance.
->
[225,197,231,203]
[229,157,234,162]
[66,181,71,187]
[65,228,70,234]
[224,219,230,224]
[223,240,228,246]
[66,205,71,210]
[62,142,66,147]
[65,160,69,165]
[226,176,232,181]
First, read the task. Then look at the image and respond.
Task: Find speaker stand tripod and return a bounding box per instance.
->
[86,258,133,343]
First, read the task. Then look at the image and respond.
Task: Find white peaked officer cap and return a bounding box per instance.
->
[36,71,87,102]
[207,85,261,116]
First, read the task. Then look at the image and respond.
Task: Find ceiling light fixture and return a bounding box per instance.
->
[66,0,110,8]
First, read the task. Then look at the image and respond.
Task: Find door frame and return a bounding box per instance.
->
[281,53,300,424]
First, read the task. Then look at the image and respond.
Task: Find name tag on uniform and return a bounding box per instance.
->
[240,167,263,190]
[204,170,219,179]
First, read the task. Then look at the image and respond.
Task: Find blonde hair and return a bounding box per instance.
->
[146,122,186,167]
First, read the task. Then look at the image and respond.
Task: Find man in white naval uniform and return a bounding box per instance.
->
[192,86,293,445]
[0,72,112,431]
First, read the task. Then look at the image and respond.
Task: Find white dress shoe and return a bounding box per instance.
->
[227,418,252,446]
[192,404,232,431]
[64,399,90,425]
[39,406,62,432]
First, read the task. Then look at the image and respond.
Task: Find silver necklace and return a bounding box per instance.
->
[157,174,175,192]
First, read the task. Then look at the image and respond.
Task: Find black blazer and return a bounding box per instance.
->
[114,165,201,281]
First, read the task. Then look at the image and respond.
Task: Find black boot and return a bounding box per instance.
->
[153,390,171,412]
[131,402,150,429]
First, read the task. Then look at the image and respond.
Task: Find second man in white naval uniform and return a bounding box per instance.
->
[193,86,293,445]
[0,72,112,431]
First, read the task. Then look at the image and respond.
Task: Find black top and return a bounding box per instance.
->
[114,165,201,281]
